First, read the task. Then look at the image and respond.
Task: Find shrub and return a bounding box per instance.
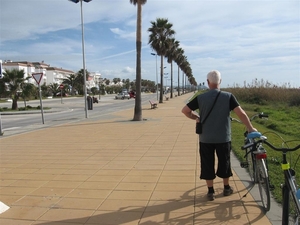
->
[224,87,300,106]
[289,93,300,106]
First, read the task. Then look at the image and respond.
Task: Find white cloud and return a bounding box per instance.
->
[0,0,299,87]
[122,66,135,74]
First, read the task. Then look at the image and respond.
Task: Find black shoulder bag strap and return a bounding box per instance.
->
[201,91,221,124]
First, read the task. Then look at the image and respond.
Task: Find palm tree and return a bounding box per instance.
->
[0,69,27,110]
[174,48,185,96]
[130,0,147,121]
[74,69,90,95]
[20,83,36,107]
[48,83,60,97]
[165,38,179,98]
[62,74,77,96]
[148,18,175,103]
[113,78,121,84]
[180,59,191,93]
[41,83,55,97]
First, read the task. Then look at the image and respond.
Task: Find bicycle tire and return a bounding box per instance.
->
[256,159,271,212]
[282,184,300,225]
[288,191,299,224]
[246,149,256,182]
[282,184,290,225]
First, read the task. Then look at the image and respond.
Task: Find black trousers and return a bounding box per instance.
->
[199,142,233,180]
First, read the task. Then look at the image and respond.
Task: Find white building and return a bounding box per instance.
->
[1,60,101,89]
[2,61,44,84]
[45,66,74,85]
[88,72,102,89]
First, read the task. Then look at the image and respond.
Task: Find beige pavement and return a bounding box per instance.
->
[0,93,273,224]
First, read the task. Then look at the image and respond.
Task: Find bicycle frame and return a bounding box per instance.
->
[281,152,300,225]
[260,141,300,224]
[241,132,271,211]
[232,113,271,212]
[234,113,300,222]
[242,132,268,180]
[241,138,257,182]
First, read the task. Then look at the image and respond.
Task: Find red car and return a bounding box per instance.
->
[129,91,136,98]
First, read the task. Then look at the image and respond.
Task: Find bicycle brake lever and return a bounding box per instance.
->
[259,112,269,118]
[260,135,267,141]
[241,142,254,150]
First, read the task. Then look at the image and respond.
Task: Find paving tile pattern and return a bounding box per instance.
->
[0,94,273,224]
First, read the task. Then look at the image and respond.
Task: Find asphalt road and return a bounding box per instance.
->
[0,93,158,137]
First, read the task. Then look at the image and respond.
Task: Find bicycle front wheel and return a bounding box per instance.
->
[282,181,300,224]
[288,191,300,224]
[256,158,271,212]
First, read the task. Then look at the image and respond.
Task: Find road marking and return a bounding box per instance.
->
[0,201,9,214]
[3,127,20,131]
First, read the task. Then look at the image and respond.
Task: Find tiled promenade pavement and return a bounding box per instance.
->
[0,94,274,224]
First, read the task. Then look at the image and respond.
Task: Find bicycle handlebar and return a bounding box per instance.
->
[241,138,300,152]
[231,112,268,124]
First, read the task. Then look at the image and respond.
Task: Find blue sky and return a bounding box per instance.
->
[1,0,299,88]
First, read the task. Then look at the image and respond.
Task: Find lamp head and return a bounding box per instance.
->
[69,0,92,3]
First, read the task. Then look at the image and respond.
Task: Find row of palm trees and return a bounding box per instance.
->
[148,18,197,103]
[130,0,196,121]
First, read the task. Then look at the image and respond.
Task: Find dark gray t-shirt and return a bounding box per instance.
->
[187,89,239,143]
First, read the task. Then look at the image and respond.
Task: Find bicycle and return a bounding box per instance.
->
[231,112,271,212]
[243,136,300,224]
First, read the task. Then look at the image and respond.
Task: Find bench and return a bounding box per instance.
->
[149,100,157,109]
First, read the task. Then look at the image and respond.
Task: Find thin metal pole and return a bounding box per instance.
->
[61,89,63,104]
[155,54,158,101]
[80,0,88,118]
[38,84,45,124]
[0,113,3,136]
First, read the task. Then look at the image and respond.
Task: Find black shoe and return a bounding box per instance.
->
[207,192,215,201]
[223,187,233,196]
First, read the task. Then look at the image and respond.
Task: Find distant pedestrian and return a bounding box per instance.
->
[181,70,257,201]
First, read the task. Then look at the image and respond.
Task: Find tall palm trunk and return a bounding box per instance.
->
[170,61,173,98]
[182,71,184,94]
[177,66,180,96]
[12,97,18,110]
[133,1,142,121]
[159,55,164,103]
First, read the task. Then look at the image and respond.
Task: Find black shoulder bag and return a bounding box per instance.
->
[196,91,221,134]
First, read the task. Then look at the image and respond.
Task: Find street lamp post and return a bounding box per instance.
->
[164,73,168,93]
[69,0,92,118]
[151,53,158,101]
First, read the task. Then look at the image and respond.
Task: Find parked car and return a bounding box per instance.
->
[129,91,136,98]
[115,92,130,100]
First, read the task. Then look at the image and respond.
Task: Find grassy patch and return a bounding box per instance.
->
[0,105,51,112]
